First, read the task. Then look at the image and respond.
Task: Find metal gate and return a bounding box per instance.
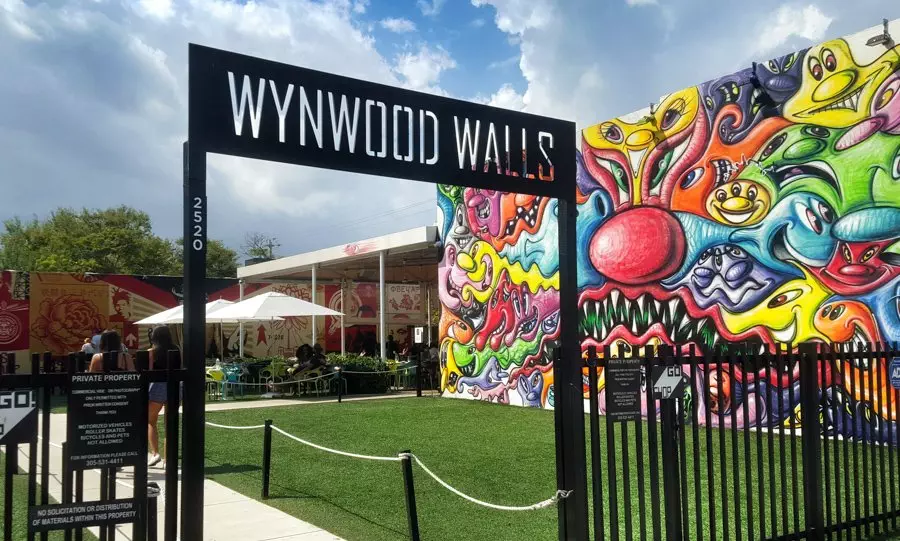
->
[585,342,900,541]
[1,350,184,541]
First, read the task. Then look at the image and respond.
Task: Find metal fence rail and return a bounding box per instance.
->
[585,342,900,541]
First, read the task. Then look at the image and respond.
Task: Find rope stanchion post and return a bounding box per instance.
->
[147,482,160,541]
[400,451,421,541]
[416,353,423,398]
[262,420,273,500]
[336,367,343,404]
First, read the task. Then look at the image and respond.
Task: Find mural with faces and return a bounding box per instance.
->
[437,20,900,440]
[574,20,900,442]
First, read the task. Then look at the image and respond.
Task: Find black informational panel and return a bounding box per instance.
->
[188,44,573,199]
[29,499,138,533]
[0,389,37,444]
[605,357,642,422]
[67,372,147,470]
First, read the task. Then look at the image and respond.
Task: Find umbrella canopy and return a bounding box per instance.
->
[135,299,246,325]
[209,292,342,320]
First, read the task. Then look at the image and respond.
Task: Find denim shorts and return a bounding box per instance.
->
[148,382,182,403]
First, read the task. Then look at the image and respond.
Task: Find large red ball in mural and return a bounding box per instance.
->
[589,207,685,285]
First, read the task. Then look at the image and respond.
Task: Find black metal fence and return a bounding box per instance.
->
[0,350,184,541]
[585,342,900,541]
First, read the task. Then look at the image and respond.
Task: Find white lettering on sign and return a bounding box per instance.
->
[328,92,361,153]
[653,366,684,400]
[227,73,265,138]
[223,70,556,179]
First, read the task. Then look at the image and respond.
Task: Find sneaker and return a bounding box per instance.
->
[148,453,161,467]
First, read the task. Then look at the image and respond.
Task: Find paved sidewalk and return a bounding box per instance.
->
[13,413,345,541]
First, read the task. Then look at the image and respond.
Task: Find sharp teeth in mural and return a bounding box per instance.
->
[438,19,900,441]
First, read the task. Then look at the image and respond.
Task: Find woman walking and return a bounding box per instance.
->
[147,326,181,467]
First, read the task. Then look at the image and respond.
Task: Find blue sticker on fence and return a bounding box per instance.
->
[891,358,900,390]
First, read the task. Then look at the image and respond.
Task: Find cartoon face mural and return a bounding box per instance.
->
[582,88,706,207]
[438,20,900,437]
[784,38,900,128]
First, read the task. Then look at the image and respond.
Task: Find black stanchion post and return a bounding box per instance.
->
[262,420,272,500]
[147,483,160,541]
[416,353,422,398]
[400,451,421,541]
[336,368,343,404]
[799,342,824,540]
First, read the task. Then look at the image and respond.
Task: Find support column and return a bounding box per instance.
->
[311,265,317,347]
[238,280,245,358]
[340,281,346,356]
[379,251,386,361]
[182,141,206,540]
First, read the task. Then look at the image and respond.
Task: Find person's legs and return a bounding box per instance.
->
[148,400,164,464]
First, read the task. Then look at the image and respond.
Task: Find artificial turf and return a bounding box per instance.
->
[202,397,900,541]
[0,454,99,541]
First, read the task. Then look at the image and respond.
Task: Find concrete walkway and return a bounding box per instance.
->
[13,412,345,541]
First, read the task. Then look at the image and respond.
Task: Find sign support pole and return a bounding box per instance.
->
[182,141,207,540]
[556,197,589,540]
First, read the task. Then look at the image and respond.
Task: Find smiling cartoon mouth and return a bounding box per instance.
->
[809,86,865,114]
[717,207,756,224]
[712,159,737,185]
[769,161,839,192]
[770,317,798,343]
[504,196,543,236]
[475,199,490,220]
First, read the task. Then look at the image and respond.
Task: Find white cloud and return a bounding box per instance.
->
[487,55,518,70]
[392,45,457,93]
[380,17,417,33]
[750,4,833,57]
[352,0,369,14]
[0,0,439,254]
[470,18,486,28]
[136,0,175,20]
[488,84,525,110]
[472,0,553,34]
[625,0,657,5]
[417,0,446,17]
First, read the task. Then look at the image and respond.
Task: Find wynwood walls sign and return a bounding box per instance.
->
[188,44,573,198]
[185,44,587,540]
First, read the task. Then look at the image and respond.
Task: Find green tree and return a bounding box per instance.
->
[171,238,239,278]
[0,206,239,277]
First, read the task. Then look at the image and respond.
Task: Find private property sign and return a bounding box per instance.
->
[188,44,573,199]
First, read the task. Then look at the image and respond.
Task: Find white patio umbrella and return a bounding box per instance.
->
[211,292,342,358]
[210,292,342,320]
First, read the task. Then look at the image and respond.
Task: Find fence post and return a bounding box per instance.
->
[416,353,423,398]
[262,420,272,500]
[147,482,160,541]
[7,354,18,475]
[400,451,421,541]
[658,346,683,541]
[799,342,824,540]
[336,368,343,404]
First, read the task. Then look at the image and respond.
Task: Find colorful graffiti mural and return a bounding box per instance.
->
[0,271,430,365]
[438,20,900,440]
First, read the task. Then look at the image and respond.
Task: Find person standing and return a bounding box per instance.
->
[88,330,133,372]
[147,326,181,467]
[81,338,95,355]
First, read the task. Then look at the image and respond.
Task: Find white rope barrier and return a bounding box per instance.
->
[204,421,568,510]
[204,421,266,430]
[270,425,402,462]
[401,452,570,511]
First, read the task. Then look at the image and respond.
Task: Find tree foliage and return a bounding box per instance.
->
[241,232,280,260]
[0,206,239,278]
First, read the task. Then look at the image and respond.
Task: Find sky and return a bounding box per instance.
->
[0,0,897,259]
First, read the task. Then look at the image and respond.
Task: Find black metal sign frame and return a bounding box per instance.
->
[185,43,587,540]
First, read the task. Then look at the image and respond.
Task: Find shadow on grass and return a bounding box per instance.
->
[204,452,408,538]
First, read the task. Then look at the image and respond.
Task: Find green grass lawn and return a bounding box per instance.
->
[203,397,900,541]
[0,454,99,541]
